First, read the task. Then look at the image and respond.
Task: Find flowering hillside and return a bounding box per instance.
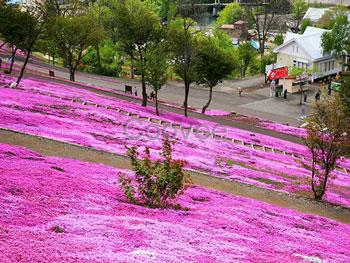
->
[0,74,349,207]
[0,143,349,262]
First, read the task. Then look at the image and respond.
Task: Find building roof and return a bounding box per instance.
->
[303,7,330,22]
[234,20,246,25]
[274,27,329,61]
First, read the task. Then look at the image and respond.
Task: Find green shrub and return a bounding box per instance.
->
[119,135,191,208]
[274,34,284,46]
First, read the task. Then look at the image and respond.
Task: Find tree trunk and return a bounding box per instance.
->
[314,193,323,201]
[16,48,31,85]
[96,44,101,73]
[70,68,75,82]
[299,84,303,105]
[138,50,147,107]
[141,73,147,107]
[155,90,159,116]
[9,46,17,74]
[202,86,213,114]
[130,57,135,79]
[183,80,190,117]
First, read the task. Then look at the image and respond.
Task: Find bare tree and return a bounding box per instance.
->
[303,95,350,201]
[245,0,291,56]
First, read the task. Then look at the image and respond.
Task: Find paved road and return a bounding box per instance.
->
[1,52,319,126]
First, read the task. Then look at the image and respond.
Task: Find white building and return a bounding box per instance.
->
[305,0,350,6]
[303,8,330,23]
[273,27,342,79]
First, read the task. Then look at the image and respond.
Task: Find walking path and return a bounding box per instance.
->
[1,128,349,224]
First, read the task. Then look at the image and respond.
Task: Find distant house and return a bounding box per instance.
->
[273,27,342,79]
[303,7,350,24]
[303,8,330,23]
[304,0,350,6]
[220,20,248,44]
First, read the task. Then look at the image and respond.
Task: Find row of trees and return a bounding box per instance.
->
[0,0,236,116]
[0,0,297,116]
[1,0,347,118]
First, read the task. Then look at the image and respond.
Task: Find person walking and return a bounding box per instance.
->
[315,89,321,102]
[238,87,242,97]
[134,87,138,97]
[283,87,287,99]
[270,79,276,98]
[328,78,332,95]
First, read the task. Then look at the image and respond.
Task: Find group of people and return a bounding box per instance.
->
[270,79,288,99]
[133,87,156,101]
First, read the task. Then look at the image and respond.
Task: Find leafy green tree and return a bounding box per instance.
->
[237,43,257,77]
[36,39,59,65]
[215,2,244,27]
[316,5,348,30]
[112,0,161,107]
[88,0,112,74]
[160,0,176,22]
[321,22,350,71]
[0,5,26,73]
[195,37,235,114]
[14,4,49,85]
[48,15,104,81]
[300,18,312,34]
[211,28,235,52]
[290,0,308,32]
[144,45,169,116]
[81,40,123,77]
[119,135,191,208]
[259,53,277,74]
[340,74,350,117]
[274,33,284,45]
[169,17,199,117]
[303,95,350,201]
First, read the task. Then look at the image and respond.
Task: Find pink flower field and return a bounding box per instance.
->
[0,73,349,207]
[1,143,350,262]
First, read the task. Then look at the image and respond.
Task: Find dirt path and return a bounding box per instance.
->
[1,128,349,224]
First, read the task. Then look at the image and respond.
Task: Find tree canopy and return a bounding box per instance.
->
[215,3,244,27]
[168,17,199,117]
[48,15,104,81]
[112,0,162,106]
[194,36,235,113]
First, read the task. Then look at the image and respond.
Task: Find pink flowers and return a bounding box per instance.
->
[0,143,350,262]
[0,73,349,207]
